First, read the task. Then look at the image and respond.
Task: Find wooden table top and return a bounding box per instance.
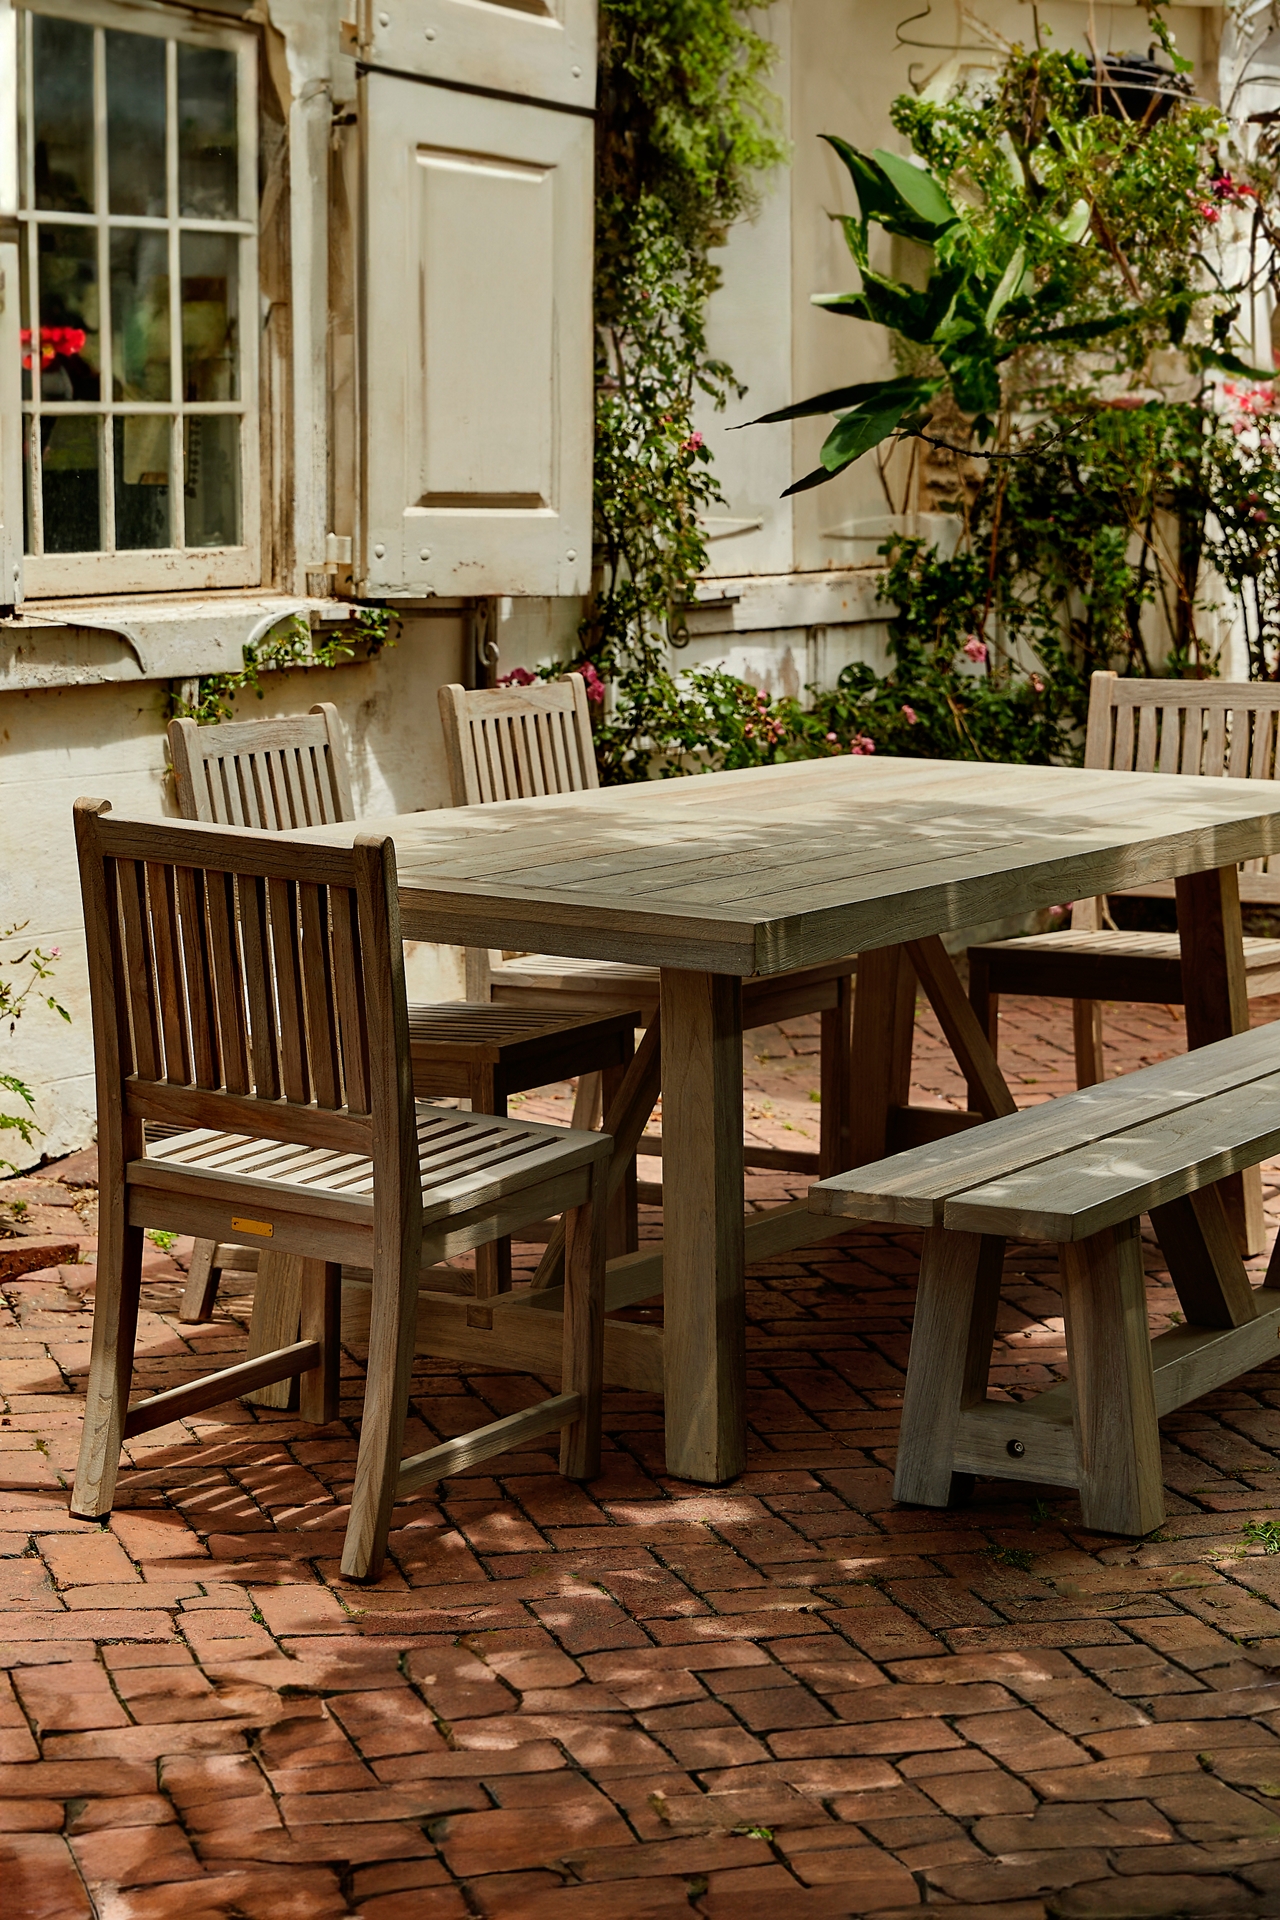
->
[300,756,1280,975]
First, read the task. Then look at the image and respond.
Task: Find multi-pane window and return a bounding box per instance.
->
[16,2,257,595]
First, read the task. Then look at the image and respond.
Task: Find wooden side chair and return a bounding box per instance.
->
[70,799,608,1582]
[167,707,638,1329]
[437,678,856,1182]
[969,671,1280,1090]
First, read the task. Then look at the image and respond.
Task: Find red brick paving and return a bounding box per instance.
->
[4,991,1280,1916]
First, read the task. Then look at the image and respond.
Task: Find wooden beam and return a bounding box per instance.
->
[396,1393,581,1497]
[123,1341,321,1437]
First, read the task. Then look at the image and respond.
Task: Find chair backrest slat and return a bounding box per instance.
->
[437,677,601,807]
[168,704,354,831]
[1084,672,1280,884]
[1087,672,1280,781]
[74,804,405,1161]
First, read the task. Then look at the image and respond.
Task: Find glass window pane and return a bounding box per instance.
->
[37,226,100,402]
[110,229,170,401]
[115,416,171,549]
[32,16,94,214]
[178,46,237,219]
[106,30,166,217]
[181,232,237,402]
[184,413,239,547]
[41,415,101,552]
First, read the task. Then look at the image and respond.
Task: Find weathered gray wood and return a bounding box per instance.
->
[661,968,745,1484]
[123,1341,321,1437]
[951,1398,1078,1489]
[1060,1220,1164,1537]
[397,1393,583,1498]
[813,1023,1280,1230]
[894,1230,1004,1507]
[1149,1186,1258,1331]
[243,1251,304,1410]
[73,802,613,1585]
[178,1238,219,1324]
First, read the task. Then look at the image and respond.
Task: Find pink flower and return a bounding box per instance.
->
[575,662,606,705]
[49,946,61,958]
[499,666,537,687]
[681,431,705,453]
[962,636,987,664]
[849,734,876,756]
[1199,201,1221,224]
[825,731,837,742]
[900,704,917,725]
[1030,673,1044,693]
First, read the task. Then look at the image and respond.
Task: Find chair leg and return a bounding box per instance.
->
[1072,1000,1105,1088]
[818,973,854,1179]
[1059,1219,1164,1536]
[299,1260,342,1425]
[572,1071,603,1131]
[342,1237,420,1583]
[602,1040,638,1257]
[560,1161,606,1481]
[244,1252,304,1408]
[472,1072,512,1298]
[179,1238,220,1323]
[71,1218,145,1519]
[894,1227,1004,1508]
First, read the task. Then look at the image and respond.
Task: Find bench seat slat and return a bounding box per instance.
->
[946,1068,1280,1241]
[811,1024,1280,1227]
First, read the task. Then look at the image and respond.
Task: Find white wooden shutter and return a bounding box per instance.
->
[358,0,595,112]
[358,71,593,599]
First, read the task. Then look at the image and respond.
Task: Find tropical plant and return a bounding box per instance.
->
[748,33,1249,492]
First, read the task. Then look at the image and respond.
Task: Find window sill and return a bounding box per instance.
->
[0,592,353,691]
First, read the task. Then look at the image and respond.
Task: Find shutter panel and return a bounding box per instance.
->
[358,0,595,112]
[358,72,593,599]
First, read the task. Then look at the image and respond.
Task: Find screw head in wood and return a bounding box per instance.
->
[1006,1438,1026,1458]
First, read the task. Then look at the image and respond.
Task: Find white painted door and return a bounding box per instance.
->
[358,0,595,112]
[358,72,593,599]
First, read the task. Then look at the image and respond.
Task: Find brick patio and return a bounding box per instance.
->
[5,989,1280,1919]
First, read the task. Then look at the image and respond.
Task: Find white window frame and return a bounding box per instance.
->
[14,0,259,598]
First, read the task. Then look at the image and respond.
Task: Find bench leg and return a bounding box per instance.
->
[1060,1219,1164,1537]
[1072,1001,1105,1088]
[895,1227,1004,1507]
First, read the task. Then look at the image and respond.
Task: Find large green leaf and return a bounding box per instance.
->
[821,135,957,244]
[948,353,1002,415]
[814,265,959,344]
[984,246,1027,329]
[1193,345,1276,381]
[872,148,958,231]
[821,394,922,470]
[742,375,942,428]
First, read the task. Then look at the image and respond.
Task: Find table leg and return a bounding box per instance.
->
[660,968,745,1483]
[850,944,917,1165]
[1176,865,1265,1256]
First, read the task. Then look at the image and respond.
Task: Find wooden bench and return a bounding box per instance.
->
[809,1024,1280,1536]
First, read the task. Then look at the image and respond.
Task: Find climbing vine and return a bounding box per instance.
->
[169,607,399,727]
[582,0,786,778]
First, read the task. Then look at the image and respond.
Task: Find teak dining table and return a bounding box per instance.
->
[299,754,1280,1487]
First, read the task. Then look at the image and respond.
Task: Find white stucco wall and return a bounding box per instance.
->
[0,613,471,1167]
